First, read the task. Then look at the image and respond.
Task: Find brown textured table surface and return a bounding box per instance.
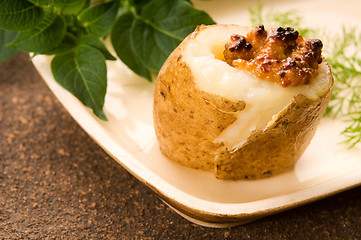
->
[1,53,361,239]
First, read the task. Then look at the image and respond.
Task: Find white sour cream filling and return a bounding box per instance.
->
[183,25,332,150]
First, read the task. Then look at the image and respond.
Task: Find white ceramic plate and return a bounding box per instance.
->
[32,0,361,227]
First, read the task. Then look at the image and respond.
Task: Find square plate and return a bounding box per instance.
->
[32,0,361,227]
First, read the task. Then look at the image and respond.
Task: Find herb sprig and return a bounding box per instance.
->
[249,5,361,147]
[325,27,361,147]
[1,1,360,147]
[249,5,314,40]
[0,0,215,120]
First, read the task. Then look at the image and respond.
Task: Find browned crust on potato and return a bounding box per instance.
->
[153,25,333,180]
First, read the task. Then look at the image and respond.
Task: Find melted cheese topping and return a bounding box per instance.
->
[183,25,332,150]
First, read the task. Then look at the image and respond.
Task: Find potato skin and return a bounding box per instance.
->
[154,43,245,171]
[153,26,333,180]
[215,92,332,179]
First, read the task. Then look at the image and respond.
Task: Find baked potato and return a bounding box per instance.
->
[153,24,333,180]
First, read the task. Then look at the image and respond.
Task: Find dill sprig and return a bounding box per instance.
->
[324,27,361,117]
[248,5,361,148]
[248,5,314,38]
[342,112,361,148]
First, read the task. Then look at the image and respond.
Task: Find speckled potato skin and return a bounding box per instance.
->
[153,45,245,171]
[153,27,333,180]
[214,92,332,179]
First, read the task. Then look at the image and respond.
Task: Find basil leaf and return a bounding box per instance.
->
[78,35,116,60]
[0,29,20,62]
[8,13,66,53]
[111,12,152,81]
[131,0,215,71]
[51,44,107,120]
[0,0,44,31]
[78,0,119,37]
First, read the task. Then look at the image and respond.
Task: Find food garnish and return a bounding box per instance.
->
[224,25,323,87]
[249,5,361,148]
[0,0,214,120]
[0,1,359,148]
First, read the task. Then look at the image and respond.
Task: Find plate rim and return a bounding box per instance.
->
[31,51,361,227]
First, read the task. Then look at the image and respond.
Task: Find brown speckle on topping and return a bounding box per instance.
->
[310,39,323,51]
[223,26,323,87]
[227,34,253,53]
[274,27,299,42]
[255,24,266,36]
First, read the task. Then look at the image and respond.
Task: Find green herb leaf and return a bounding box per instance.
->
[0,29,20,62]
[8,13,66,53]
[55,0,88,15]
[0,0,44,31]
[51,44,107,120]
[111,12,152,80]
[140,0,214,39]
[130,0,215,72]
[111,0,214,80]
[78,0,119,37]
[43,32,77,55]
[131,0,214,72]
[133,0,192,13]
[130,19,181,72]
[0,0,216,121]
[78,34,116,60]
[27,0,52,7]
[29,0,88,14]
[132,0,153,12]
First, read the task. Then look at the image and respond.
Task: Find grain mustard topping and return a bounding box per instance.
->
[224,25,323,87]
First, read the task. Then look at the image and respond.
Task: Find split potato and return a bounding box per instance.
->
[153,24,333,180]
